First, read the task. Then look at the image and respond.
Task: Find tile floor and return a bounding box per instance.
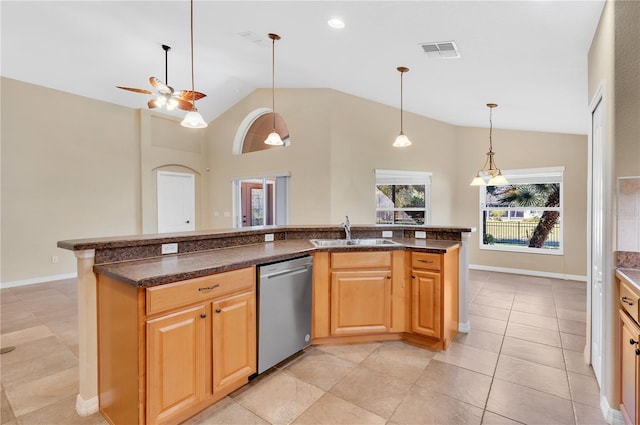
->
[0,271,608,425]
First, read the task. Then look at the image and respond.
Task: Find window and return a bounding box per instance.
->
[479,167,564,255]
[375,169,431,225]
[232,108,290,155]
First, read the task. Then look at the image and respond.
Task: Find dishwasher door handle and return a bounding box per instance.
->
[263,265,311,280]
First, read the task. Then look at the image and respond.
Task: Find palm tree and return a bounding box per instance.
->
[492,184,560,248]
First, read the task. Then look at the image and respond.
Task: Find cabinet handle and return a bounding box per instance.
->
[199,284,220,292]
[200,313,206,318]
[387,275,392,279]
[636,349,640,356]
[630,338,638,346]
[215,308,222,313]
[418,259,434,263]
[621,296,634,306]
[411,275,416,279]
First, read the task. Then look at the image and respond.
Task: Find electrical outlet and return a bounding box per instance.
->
[415,231,427,239]
[161,243,178,254]
[382,231,393,238]
[51,256,58,264]
[264,233,274,242]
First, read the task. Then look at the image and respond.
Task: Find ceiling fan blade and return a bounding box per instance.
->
[175,90,207,102]
[149,77,173,95]
[117,86,153,95]
[176,99,195,111]
[147,99,159,109]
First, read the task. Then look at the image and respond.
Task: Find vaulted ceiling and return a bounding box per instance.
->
[1,1,604,135]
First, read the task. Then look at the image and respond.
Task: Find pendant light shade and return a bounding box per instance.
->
[264,33,285,146]
[182,110,207,128]
[181,0,207,129]
[393,66,411,147]
[469,103,508,186]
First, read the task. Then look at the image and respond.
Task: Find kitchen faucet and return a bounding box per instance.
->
[342,216,351,240]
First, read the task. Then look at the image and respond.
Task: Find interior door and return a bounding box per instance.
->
[590,97,604,386]
[158,171,196,233]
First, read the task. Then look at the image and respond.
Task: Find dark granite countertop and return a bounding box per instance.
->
[95,238,460,287]
[617,268,640,291]
[58,224,475,251]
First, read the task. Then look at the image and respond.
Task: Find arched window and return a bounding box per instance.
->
[233,108,290,154]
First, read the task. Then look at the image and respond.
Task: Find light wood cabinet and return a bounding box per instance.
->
[620,310,639,425]
[330,270,392,335]
[329,252,392,336]
[212,292,256,394]
[411,270,441,339]
[147,305,207,425]
[97,267,256,425]
[410,248,459,349]
[618,272,640,425]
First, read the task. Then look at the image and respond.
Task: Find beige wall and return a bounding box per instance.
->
[1,78,140,282]
[204,88,459,228]
[206,88,587,277]
[1,79,591,283]
[454,126,588,277]
[1,78,209,284]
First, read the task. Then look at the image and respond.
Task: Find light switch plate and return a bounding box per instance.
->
[161,243,178,254]
[264,233,274,242]
[382,231,393,238]
[415,231,427,239]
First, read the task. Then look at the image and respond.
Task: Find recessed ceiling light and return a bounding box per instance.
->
[327,18,345,29]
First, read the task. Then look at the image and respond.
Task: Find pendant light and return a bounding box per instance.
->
[470,103,508,186]
[181,0,207,129]
[264,33,284,145]
[393,66,411,147]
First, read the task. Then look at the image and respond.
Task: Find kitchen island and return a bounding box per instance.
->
[58,224,474,422]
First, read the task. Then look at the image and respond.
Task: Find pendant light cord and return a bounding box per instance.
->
[488,106,493,153]
[190,0,195,107]
[400,71,404,133]
[271,35,276,131]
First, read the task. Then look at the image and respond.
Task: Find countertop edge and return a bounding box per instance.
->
[616,268,640,290]
[94,239,461,288]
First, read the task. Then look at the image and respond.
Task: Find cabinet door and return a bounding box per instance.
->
[330,270,391,335]
[147,305,207,425]
[620,311,639,425]
[212,291,256,394]
[412,270,442,339]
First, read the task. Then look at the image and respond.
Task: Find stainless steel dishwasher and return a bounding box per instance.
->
[257,255,313,374]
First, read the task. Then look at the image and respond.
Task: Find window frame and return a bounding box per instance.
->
[375,169,432,226]
[478,166,564,255]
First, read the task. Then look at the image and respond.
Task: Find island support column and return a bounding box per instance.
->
[74,249,99,416]
[458,232,472,333]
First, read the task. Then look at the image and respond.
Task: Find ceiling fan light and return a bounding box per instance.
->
[393,133,411,147]
[470,173,486,186]
[264,130,284,146]
[181,109,207,128]
[166,98,178,110]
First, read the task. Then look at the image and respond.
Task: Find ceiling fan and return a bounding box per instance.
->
[116,44,206,111]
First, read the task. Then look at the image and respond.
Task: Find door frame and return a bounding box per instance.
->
[586,81,613,402]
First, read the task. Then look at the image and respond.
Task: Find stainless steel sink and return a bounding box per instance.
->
[310,238,399,247]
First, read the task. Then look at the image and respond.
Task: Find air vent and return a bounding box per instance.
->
[419,41,460,59]
[238,31,268,48]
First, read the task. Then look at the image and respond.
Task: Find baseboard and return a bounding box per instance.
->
[600,394,624,425]
[1,272,77,289]
[458,321,471,333]
[75,394,99,416]
[469,264,587,282]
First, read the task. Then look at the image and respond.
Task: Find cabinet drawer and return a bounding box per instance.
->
[620,279,640,324]
[146,267,255,315]
[331,251,391,269]
[412,253,441,271]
